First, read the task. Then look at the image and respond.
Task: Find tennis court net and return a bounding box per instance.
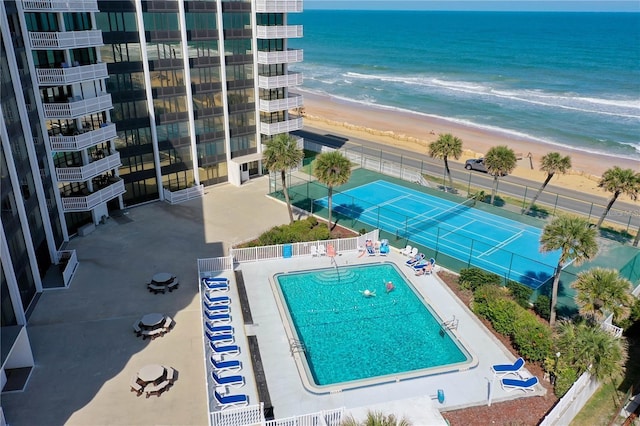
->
[398,198,474,237]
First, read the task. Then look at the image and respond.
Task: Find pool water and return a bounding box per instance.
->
[275,263,472,389]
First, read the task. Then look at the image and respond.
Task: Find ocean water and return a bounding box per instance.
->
[288,11,640,161]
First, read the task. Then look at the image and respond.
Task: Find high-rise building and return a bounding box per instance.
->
[0,0,303,404]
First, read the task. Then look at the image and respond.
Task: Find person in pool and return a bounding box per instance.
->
[385,281,395,293]
[361,289,376,297]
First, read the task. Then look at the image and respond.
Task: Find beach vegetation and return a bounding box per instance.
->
[263,134,304,224]
[458,267,501,291]
[540,215,598,326]
[312,151,352,231]
[523,152,572,216]
[571,267,633,323]
[596,166,640,229]
[506,280,534,308]
[534,295,551,320]
[341,410,411,426]
[483,145,517,204]
[428,133,463,192]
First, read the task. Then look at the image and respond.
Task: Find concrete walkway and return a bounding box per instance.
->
[1,177,291,426]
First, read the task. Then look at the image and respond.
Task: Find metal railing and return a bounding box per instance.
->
[56,152,120,182]
[229,230,379,264]
[43,93,113,119]
[259,93,303,113]
[35,62,108,85]
[28,30,103,49]
[57,250,78,287]
[257,72,303,89]
[49,123,116,151]
[601,313,624,338]
[61,179,125,212]
[163,185,204,205]
[260,117,303,135]
[22,0,98,11]
[255,0,303,13]
[256,25,303,39]
[256,49,303,65]
[197,255,234,274]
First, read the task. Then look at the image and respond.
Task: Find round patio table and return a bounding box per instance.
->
[140,313,165,329]
[152,272,173,284]
[138,364,165,384]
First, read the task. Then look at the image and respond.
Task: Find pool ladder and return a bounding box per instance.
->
[443,316,459,331]
[289,339,306,356]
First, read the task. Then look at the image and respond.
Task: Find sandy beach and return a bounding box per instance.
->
[298,91,640,202]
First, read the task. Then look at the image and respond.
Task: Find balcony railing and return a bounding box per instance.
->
[22,0,98,12]
[49,123,116,151]
[29,30,103,49]
[259,93,303,113]
[260,117,303,135]
[43,93,112,119]
[257,49,303,65]
[256,25,303,39]
[258,73,302,91]
[56,152,121,182]
[36,62,108,86]
[255,0,303,13]
[61,179,125,212]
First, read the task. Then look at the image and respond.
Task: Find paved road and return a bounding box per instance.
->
[294,127,640,232]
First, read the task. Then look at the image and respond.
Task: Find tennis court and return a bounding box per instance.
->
[314,180,561,289]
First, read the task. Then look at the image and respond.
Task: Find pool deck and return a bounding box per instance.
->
[219,249,546,424]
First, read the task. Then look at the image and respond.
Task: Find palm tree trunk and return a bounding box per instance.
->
[596,193,619,228]
[633,224,639,247]
[444,156,453,191]
[523,174,553,215]
[549,264,562,326]
[490,175,498,205]
[327,186,333,231]
[281,170,294,224]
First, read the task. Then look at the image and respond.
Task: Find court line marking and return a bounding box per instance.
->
[477,230,526,258]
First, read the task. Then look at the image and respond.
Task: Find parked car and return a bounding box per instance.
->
[465,158,488,173]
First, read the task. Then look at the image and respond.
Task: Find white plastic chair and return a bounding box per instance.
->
[400,245,413,256]
[318,245,326,256]
[310,246,318,257]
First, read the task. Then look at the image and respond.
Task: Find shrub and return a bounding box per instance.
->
[553,365,579,397]
[459,267,501,291]
[253,217,329,246]
[534,295,551,321]
[511,315,553,362]
[506,280,533,308]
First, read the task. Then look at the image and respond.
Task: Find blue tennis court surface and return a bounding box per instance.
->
[315,180,560,289]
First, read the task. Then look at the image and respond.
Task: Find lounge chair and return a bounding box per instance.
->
[379,239,389,256]
[210,356,242,372]
[214,391,249,410]
[400,245,413,256]
[204,294,231,305]
[205,331,234,344]
[205,323,234,335]
[203,302,231,313]
[204,281,229,292]
[501,376,539,393]
[310,246,318,257]
[202,277,229,285]
[406,253,425,267]
[205,311,232,323]
[366,244,376,256]
[212,371,245,387]
[210,342,240,356]
[491,357,525,377]
[318,245,326,256]
[408,247,418,258]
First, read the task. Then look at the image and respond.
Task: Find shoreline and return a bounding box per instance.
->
[297,91,640,202]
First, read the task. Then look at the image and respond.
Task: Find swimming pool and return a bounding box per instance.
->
[273,262,475,393]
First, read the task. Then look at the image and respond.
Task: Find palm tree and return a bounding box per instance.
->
[262,134,304,224]
[555,320,628,381]
[572,267,632,322]
[483,145,517,204]
[523,152,572,215]
[540,215,598,326]
[313,151,352,231]
[596,167,640,228]
[341,410,412,426]
[428,133,463,192]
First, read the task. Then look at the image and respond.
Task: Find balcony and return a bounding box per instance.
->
[49,123,117,151]
[257,49,303,65]
[43,93,112,119]
[256,25,303,39]
[29,30,103,50]
[259,93,303,113]
[255,0,303,13]
[258,72,302,89]
[22,0,98,12]
[260,117,303,136]
[61,179,125,212]
[36,62,108,86]
[56,152,121,182]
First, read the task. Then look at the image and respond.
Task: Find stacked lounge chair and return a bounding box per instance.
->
[214,391,248,410]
